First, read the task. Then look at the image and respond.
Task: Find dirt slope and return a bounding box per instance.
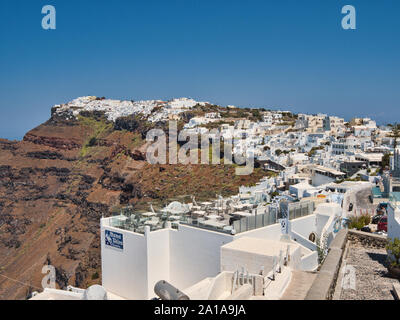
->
[0,112,265,299]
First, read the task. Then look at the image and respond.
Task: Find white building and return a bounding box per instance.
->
[99,198,345,300]
[332,135,361,155]
[387,193,400,241]
[310,165,346,186]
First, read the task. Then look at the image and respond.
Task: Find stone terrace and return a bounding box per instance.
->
[338,231,399,300]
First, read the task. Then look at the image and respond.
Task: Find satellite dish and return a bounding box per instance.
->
[83,285,108,300]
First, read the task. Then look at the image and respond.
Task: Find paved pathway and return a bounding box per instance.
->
[340,243,399,300]
[281,271,317,300]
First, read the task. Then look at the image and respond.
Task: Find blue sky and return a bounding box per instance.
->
[0,0,399,140]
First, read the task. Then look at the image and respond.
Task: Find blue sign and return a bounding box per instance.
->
[279,218,289,234]
[105,230,123,250]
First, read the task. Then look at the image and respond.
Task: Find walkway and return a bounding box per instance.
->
[281,270,317,300]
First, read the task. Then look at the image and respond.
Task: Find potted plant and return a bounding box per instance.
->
[386,238,400,279]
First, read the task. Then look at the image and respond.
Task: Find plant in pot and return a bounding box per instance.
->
[386,237,400,279]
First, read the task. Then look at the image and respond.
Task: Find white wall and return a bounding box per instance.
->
[388,204,400,241]
[236,222,282,241]
[101,224,148,299]
[234,214,316,242]
[101,214,321,299]
[221,247,275,275]
[234,216,317,272]
[145,229,170,298]
[316,214,329,237]
[289,215,316,239]
[290,230,317,252]
[221,242,302,274]
[169,225,234,290]
[101,222,234,299]
[300,251,319,271]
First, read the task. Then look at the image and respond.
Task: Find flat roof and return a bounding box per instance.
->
[221,237,299,256]
[312,165,345,176]
[355,153,383,161]
[326,181,371,189]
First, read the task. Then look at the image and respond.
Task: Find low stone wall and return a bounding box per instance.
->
[306,229,388,300]
[305,229,348,300]
[347,230,387,249]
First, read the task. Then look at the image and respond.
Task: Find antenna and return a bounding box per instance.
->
[191,195,198,207]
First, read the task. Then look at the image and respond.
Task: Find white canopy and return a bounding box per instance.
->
[141,212,156,217]
[202,220,226,228]
[232,211,252,217]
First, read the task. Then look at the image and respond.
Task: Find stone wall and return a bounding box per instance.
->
[347,230,387,249]
[306,229,388,300]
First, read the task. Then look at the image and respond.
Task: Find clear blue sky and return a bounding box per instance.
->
[0,0,399,140]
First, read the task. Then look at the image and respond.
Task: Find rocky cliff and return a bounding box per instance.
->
[0,99,265,299]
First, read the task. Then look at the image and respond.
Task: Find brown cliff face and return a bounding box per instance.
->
[0,112,265,300]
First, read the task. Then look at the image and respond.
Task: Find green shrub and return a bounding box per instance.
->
[386,238,400,267]
[348,213,371,230]
[359,214,371,226]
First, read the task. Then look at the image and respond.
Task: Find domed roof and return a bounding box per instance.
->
[165,201,189,214]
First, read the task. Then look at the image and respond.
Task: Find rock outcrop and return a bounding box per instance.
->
[0,99,265,300]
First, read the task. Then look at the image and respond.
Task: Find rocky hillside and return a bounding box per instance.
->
[0,98,266,299]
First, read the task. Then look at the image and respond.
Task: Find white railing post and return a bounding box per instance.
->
[231,270,238,294]
[272,256,277,280]
[285,245,290,266]
[278,250,283,273]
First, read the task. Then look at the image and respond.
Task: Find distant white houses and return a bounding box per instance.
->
[205,112,221,119]
[53,96,209,123]
[289,182,319,199]
[331,135,361,155]
[310,165,346,186]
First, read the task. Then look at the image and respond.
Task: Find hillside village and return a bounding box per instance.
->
[1,95,399,300]
[24,96,400,300]
[53,96,394,195]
